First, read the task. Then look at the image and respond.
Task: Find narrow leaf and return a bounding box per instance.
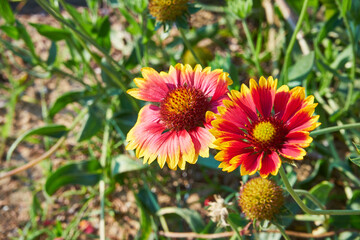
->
[111,155,147,176]
[45,160,101,195]
[30,23,71,41]
[0,0,15,24]
[157,207,205,233]
[6,125,68,161]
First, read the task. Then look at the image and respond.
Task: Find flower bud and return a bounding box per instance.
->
[239,177,284,221]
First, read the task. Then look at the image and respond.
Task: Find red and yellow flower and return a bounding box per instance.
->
[126,64,232,170]
[210,76,320,177]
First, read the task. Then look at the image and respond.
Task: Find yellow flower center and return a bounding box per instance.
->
[148,0,188,22]
[160,86,209,131]
[253,121,276,143]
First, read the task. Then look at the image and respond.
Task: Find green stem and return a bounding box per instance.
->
[241,20,263,76]
[280,0,309,85]
[334,0,356,82]
[279,166,360,215]
[227,217,244,240]
[272,222,291,240]
[310,123,360,136]
[77,37,140,111]
[99,108,112,240]
[36,0,134,80]
[294,189,329,226]
[334,0,355,114]
[179,28,202,65]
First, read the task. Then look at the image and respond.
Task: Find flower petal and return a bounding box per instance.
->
[229,86,258,122]
[280,87,306,122]
[240,152,263,176]
[285,131,313,148]
[287,104,320,132]
[127,67,170,102]
[279,144,306,160]
[188,126,214,158]
[259,152,281,178]
[250,77,277,118]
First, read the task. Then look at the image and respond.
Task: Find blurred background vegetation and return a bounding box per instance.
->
[0,0,359,239]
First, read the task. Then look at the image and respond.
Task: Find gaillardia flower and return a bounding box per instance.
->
[239,177,284,221]
[210,76,320,177]
[149,0,189,22]
[126,64,232,170]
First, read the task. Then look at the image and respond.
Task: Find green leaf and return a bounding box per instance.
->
[48,90,96,119]
[111,155,147,177]
[16,20,36,57]
[305,181,334,209]
[95,16,111,51]
[157,207,205,233]
[349,157,360,168]
[30,23,71,41]
[354,143,360,155]
[6,125,68,161]
[197,154,220,169]
[45,160,102,195]
[348,190,360,228]
[0,0,15,24]
[119,7,141,35]
[47,41,57,66]
[0,25,19,39]
[134,193,154,240]
[137,187,160,214]
[77,106,104,142]
[288,51,315,84]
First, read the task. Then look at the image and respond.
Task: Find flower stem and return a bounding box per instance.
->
[279,166,360,215]
[179,28,202,65]
[280,0,309,85]
[241,20,263,76]
[227,217,244,240]
[99,108,112,240]
[272,222,291,240]
[310,123,360,136]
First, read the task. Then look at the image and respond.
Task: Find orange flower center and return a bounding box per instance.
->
[253,122,276,143]
[160,86,209,131]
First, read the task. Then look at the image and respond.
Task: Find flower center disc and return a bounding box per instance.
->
[253,121,276,143]
[160,86,209,131]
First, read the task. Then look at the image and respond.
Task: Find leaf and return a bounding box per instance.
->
[30,23,71,41]
[157,207,205,233]
[48,90,96,118]
[197,155,220,169]
[45,160,102,195]
[288,51,315,84]
[111,155,147,177]
[77,106,104,142]
[95,16,111,51]
[349,157,360,168]
[137,187,160,214]
[47,41,57,66]
[134,193,154,240]
[16,20,36,57]
[119,7,141,35]
[316,13,340,43]
[6,125,68,161]
[305,181,334,209]
[0,0,15,24]
[348,190,360,228]
[0,25,19,39]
